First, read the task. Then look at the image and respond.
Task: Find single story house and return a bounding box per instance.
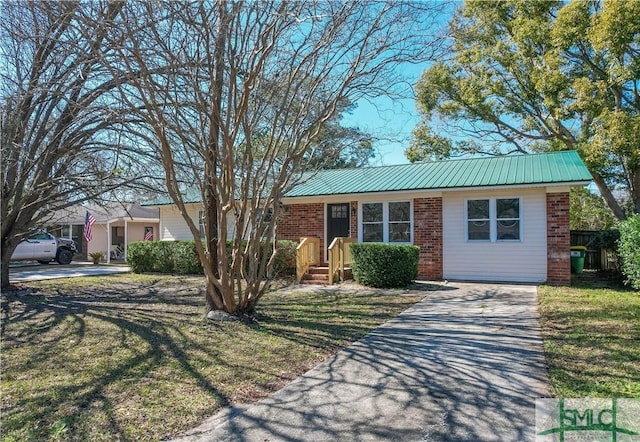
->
[50,204,159,262]
[148,151,592,285]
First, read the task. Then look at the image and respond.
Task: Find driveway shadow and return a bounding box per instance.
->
[173,283,550,442]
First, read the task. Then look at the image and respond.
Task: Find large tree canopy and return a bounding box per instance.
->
[112,1,447,315]
[408,0,639,219]
[0,1,155,289]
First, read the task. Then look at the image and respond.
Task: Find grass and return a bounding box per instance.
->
[0,274,423,441]
[538,274,640,398]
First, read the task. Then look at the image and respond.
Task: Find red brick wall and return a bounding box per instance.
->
[414,197,443,279]
[546,192,571,285]
[278,203,325,252]
[280,199,444,279]
[349,201,358,239]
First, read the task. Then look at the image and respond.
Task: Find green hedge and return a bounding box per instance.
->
[127,240,297,277]
[618,215,640,290]
[350,243,419,288]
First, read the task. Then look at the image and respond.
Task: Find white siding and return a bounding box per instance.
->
[443,188,547,283]
[87,225,108,255]
[159,204,236,241]
[127,222,160,243]
[160,205,199,241]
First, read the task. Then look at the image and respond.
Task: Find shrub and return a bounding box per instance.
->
[173,241,203,275]
[268,240,297,277]
[350,243,419,288]
[127,239,296,277]
[127,241,157,273]
[618,215,640,290]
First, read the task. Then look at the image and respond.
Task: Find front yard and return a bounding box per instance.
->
[538,276,640,398]
[1,275,423,441]
[2,272,638,441]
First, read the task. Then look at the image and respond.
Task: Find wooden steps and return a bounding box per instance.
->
[300,265,353,285]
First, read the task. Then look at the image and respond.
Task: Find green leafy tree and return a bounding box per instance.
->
[409,0,639,219]
[617,214,640,290]
[570,187,617,230]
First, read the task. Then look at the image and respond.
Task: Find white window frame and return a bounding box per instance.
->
[465,197,522,243]
[358,200,413,244]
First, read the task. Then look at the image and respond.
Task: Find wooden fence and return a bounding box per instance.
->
[570,230,619,271]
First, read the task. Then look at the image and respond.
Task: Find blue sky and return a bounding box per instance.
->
[342,61,431,166]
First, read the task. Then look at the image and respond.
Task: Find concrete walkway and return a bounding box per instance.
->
[170,283,550,442]
[9,262,130,283]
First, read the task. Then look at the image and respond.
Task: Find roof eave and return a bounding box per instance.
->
[282,180,592,202]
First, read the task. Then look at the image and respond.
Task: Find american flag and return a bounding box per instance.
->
[144,229,153,241]
[83,211,96,242]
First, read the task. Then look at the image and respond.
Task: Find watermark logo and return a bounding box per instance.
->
[536,398,640,441]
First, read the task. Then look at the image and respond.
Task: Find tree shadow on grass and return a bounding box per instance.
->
[1,282,229,441]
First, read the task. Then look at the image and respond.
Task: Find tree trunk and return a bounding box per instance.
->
[592,172,627,221]
[203,0,230,315]
[1,240,17,289]
[1,256,10,290]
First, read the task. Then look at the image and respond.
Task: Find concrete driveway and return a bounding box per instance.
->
[170,283,550,442]
[9,262,131,283]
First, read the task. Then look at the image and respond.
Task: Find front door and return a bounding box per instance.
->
[327,203,350,251]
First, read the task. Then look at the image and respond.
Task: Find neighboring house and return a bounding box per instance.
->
[50,204,159,262]
[146,151,592,285]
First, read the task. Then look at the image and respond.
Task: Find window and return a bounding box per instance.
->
[112,226,125,245]
[331,205,348,219]
[497,198,520,240]
[362,203,383,242]
[361,201,412,243]
[466,198,521,242]
[467,199,490,241]
[389,202,410,243]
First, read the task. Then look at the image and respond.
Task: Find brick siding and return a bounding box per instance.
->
[546,192,571,285]
[413,197,443,279]
[278,203,325,252]
[349,201,358,239]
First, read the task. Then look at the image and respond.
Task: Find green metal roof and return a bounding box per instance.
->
[284,150,592,198]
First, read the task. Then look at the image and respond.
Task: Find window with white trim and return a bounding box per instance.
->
[466,198,521,242]
[362,203,383,242]
[496,198,520,240]
[361,201,412,243]
[467,199,490,240]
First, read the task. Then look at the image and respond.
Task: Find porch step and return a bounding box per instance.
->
[299,266,353,285]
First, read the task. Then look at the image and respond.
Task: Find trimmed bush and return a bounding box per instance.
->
[266,240,297,277]
[618,215,640,290]
[173,241,203,275]
[127,239,296,277]
[126,241,157,273]
[350,243,419,288]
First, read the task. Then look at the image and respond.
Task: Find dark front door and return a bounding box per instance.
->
[327,203,350,250]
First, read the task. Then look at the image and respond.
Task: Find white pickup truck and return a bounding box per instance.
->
[11,231,77,265]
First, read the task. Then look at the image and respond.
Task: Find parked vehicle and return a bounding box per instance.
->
[11,231,77,265]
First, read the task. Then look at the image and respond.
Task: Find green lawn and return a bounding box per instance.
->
[538,277,640,398]
[0,275,423,441]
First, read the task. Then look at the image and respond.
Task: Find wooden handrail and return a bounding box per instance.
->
[296,237,320,282]
[327,237,340,284]
[328,237,357,283]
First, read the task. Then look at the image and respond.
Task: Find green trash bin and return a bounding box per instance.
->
[570,246,586,274]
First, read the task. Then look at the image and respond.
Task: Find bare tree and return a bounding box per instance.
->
[114,1,447,315]
[0,1,160,288]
